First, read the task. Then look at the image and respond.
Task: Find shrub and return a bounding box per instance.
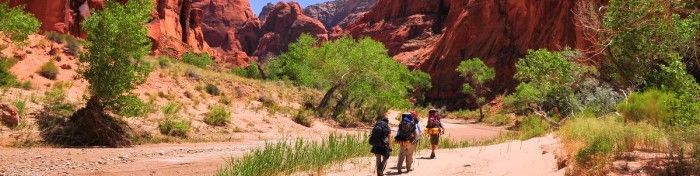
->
[42,82,76,117]
[293,109,314,127]
[159,117,190,137]
[229,62,263,79]
[456,58,495,121]
[161,101,181,116]
[13,100,26,117]
[182,52,214,68]
[205,105,230,126]
[0,3,41,41]
[157,56,172,69]
[0,58,17,87]
[484,114,511,126]
[65,37,81,56]
[617,89,674,126]
[18,80,31,90]
[38,61,59,80]
[111,95,150,117]
[205,83,220,96]
[518,116,550,140]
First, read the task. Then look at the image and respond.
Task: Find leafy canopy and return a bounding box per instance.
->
[267,34,430,121]
[0,3,40,41]
[80,0,153,105]
[456,58,495,97]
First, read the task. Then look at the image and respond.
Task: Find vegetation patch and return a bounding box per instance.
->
[38,61,59,80]
[230,62,263,79]
[205,105,230,126]
[0,3,41,41]
[0,57,18,87]
[293,109,314,127]
[159,117,190,137]
[182,52,214,69]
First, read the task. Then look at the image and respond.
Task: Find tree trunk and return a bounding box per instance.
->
[332,92,351,119]
[256,63,267,79]
[478,106,484,122]
[317,85,339,110]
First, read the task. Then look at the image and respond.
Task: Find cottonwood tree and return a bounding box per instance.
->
[267,34,430,124]
[69,0,153,147]
[456,58,494,122]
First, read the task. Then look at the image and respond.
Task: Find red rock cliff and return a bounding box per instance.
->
[349,0,602,107]
[254,2,328,57]
[3,0,213,58]
[192,0,259,65]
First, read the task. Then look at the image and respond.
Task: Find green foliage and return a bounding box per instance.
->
[161,101,181,116]
[38,61,59,80]
[80,0,153,106]
[205,105,230,126]
[293,109,314,127]
[42,82,76,118]
[111,95,150,117]
[217,135,368,176]
[506,49,587,117]
[456,58,495,120]
[205,83,220,96]
[159,117,190,137]
[518,116,550,140]
[0,57,17,87]
[13,100,26,117]
[266,34,430,121]
[230,62,263,79]
[617,90,675,126]
[45,32,82,55]
[603,0,700,88]
[182,52,214,69]
[0,3,40,41]
[157,56,172,69]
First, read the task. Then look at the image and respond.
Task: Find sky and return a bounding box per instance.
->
[251,0,331,16]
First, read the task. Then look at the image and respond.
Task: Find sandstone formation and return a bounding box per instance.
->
[348,0,603,107]
[254,2,328,57]
[192,0,260,65]
[4,0,213,59]
[303,0,378,29]
[257,3,275,23]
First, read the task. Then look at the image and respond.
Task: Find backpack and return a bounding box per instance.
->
[369,120,390,146]
[427,114,440,128]
[396,113,416,141]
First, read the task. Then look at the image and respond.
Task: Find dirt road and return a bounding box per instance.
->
[0,118,508,176]
[321,134,564,176]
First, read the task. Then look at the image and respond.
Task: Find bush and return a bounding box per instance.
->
[157,56,172,69]
[0,58,17,87]
[293,109,314,127]
[518,116,550,140]
[161,101,181,116]
[38,61,59,80]
[65,37,81,56]
[111,95,150,117]
[182,52,214,69]
[205,83,220,96]
[159,117,190,137]
[42,82,76,117]
[230,62,263,79]
[617,89,674,126]
[205,105,230,126]
[0,3,41,41]
[484,114,511,126]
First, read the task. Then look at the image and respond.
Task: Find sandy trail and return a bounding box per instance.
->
[322,134,564,176]
[0,117,511,176]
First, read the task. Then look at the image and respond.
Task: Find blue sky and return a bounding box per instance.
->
[251,0,331,16]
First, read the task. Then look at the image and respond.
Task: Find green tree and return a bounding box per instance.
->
[81,0,153,106]
[456,58,495,122]
[507,49,588,123]
[0,3,40,41]
[68,0,153,147]
[267,34,430,123]
[602,0,700,88]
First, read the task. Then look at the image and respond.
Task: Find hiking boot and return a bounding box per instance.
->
[430,152,435,159]
[397,169,402,174]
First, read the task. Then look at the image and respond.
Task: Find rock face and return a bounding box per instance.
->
[0,103,19,128]
[192,0,260,65]
[346,0,449,57]
[348,0,602,107]
[257,3,275,23]
[4,0,213,58]
[254,2,328,57]
[303,0,378,29]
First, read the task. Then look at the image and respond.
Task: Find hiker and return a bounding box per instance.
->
[369,116,392,176]
[395,112,418,173]
[426,109,445,159]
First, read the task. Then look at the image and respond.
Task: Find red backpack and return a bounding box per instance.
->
[427,114,440,128]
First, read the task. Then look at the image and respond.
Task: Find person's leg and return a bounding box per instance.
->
[430,135,439,158]
[375,154,382,176]
[406,142,414,171]
[397,141,407,172]
[379,154,389,175]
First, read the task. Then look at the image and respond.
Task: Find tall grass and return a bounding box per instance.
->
[217,134,367,176]
[218,132,521,176]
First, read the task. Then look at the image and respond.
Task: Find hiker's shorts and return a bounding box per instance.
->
[430,134,440,145]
